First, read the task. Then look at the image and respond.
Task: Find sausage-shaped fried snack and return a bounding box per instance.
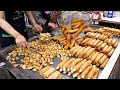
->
[92,39,100,46]
[96,41,103,48]
[70,45,79,53]
[86,48,95,57]
[86,65,98,79]
[101,45,109,54]
[43,67,56,79]
[80,64,92,79]
[78,47,87,58]
[96,63,100,67]
[76,39,82,45]
[67,33,71,41]
[100,43,107,49]
[79,60,92,72]
[106,46,113,53]
[62,58,74,72]
[72,21,84,29]
[93,70,99,79]
[92,61,96,65]
[69,58,82,71]
[57,58,69,70]
[70,38,77,48]
[39,66,51,77]
[72,46,82,56]
[107,38,112,45]
[88,39,95,46]
[72,59,87,72]
[88,51,96,60]
[90,52,100,62]
[111,39,117,45]
[102,35,108,40]
[77,74,82,79]
[100,58,109,68]
[95,33,101,39]
[64,42,70,50]
[95,53,104,63]
[83,47,92,58]
[68,72,72,76]
[58,74,62,79]
[82,38,91,44]
[90,39,97,47]
[75,47,85,57]
[63,30,69,35]
[104,38,109,43]
[74,27,84,37]
[48,71,61,79]
[99,34,104,40]
[68,29,79,33]
[107,48,115,57]
[113,41,118,48]
[99,55,108,64]
[72,70,81,78]
[65,58,76,71]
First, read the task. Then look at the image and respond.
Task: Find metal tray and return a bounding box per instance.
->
[1,25,120,79]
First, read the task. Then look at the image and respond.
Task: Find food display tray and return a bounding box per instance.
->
[0,25,120,79]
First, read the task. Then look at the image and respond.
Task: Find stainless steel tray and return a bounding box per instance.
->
[1,25,120,79]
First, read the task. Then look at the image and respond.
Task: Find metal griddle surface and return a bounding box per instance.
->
[0,25,120,79]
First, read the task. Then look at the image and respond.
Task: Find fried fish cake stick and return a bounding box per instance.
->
[69,58,82,71]
[106,46,113,53]
[70,58,83,71]
[68,29,79,33]
[99,55,108,64]
[72,70,81,78]
[56,58,68,70]
[72,21,84,29]
[86,48,95,57]
[62,58,74,72]
[70,38,77,48]
[82,38,91,44]
[43,67,56,79]
[111,39,117,45]
[107,48,115,57]
[39,66,51,77]
[70,45,79,53]
[86,65,98,79]
[100,58,109,68]
[113,41,118,48]
[67,33,71,41]
[48,71,61,79]
[74,27,84,37]
[93,70,99,79]
[77,74,82,79]
[101,45,109,54]
[79,60,92,72]
[107,38,112,45]
[64,42,70,50]
[88,51,96,60]
[72,59,87,72]
[71,46,82,56]
[100,43,107,49]
[80,64,92,79]
[92,39,100,47]
[95,53,104,63]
